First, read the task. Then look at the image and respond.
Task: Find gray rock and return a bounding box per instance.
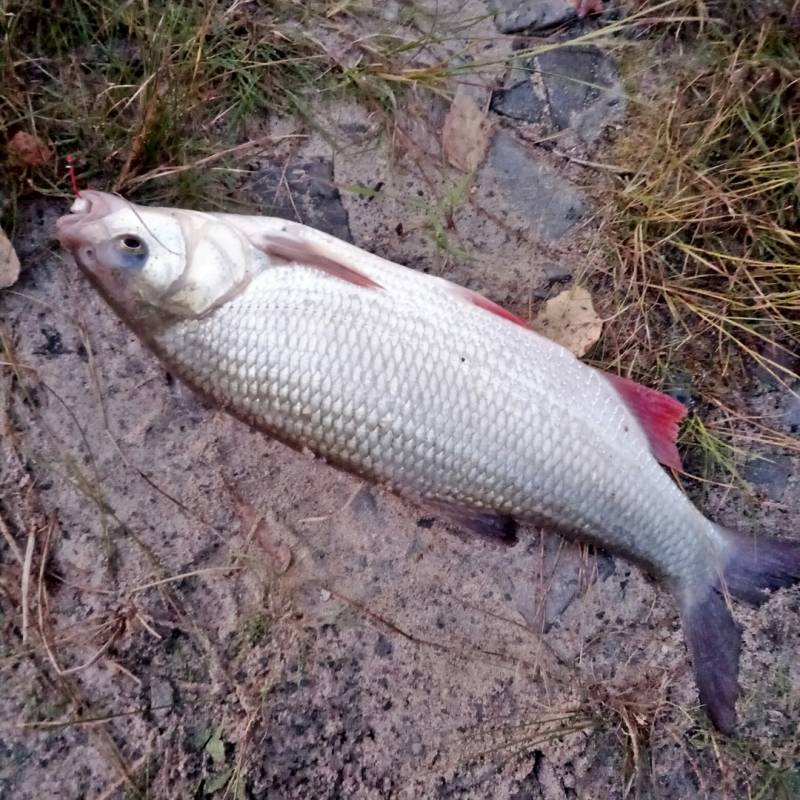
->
[783,385,800,431]
[542,261,574,282]
[663,370,695,408]
[491,78,547,123]
[486,0,579,33]
[752,341,799,388]
[743,453,793,500]
[249,158,353,242]
[484,131,585,241]
[532,262,574,298]
[349,486,378,517]
[538,46,622,141]
[149,676,174,716]
[373,634,393,658]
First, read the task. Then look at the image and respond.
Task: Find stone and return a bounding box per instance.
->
[249,158,353,242]
[485,0,580,33]
[783,385,800,432]
[484,131,585,241]
[491,78,547,123]
[373,634,393,658]
[537,46,623,142]
[752,341,799,388]
[743,453,793,500]
[542,261,573,282]
[349,486,378,517]
[663,370,695,408]
[149,676,174,716]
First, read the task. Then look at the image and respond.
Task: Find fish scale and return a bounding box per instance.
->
[156,264,712,585]
[57,190,800,734]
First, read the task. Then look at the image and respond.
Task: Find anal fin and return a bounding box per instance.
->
[427,499,518,546]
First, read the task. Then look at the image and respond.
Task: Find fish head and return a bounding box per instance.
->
[56,190,260,327]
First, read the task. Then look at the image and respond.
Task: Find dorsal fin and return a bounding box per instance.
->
[453,286,529,329]
[259,234,381,289]
[601,371,687,470]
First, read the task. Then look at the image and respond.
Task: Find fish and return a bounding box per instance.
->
[56,190,800,734]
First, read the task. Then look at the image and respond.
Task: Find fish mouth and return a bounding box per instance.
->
[55,190,131,249]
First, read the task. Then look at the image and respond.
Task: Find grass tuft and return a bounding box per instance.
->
[1,1,346,211]
[600,4,800,478]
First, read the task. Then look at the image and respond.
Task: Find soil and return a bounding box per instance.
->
[1,2,798,799]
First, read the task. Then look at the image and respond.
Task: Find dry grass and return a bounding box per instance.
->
[1,0,334,211]
[598,2,800,481]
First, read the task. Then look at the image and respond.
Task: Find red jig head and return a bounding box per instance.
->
[66,155,81,197]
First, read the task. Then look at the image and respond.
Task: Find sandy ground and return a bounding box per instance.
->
[1,2,798,798]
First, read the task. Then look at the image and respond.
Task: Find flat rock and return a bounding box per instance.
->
[783,385,800,432]
[663,369,695,408]
[249,157,353,242]
[483,131,585,240]
[491,47,623,142]
[538,45,623,141]
[743,453,793,500]
[485,0,579,33]
[490,77,547,123]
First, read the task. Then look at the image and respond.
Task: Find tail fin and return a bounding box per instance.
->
[720,527,800,606]
[678,587,742,734]
[678,527,800,735]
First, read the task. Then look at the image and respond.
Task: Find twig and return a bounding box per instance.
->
[124,134,305,188]
[20,706,167,730]
[0,512,23,565]
[20,525,35,643]
[130,565,244,595]
[553,149,634,174]
[35,520,123,676]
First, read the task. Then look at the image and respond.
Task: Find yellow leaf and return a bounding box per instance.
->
[1,228,20,289]
[442,87,491,173]
[532,286,602,356]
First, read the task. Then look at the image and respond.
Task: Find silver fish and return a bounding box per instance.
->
[57,190,800,733]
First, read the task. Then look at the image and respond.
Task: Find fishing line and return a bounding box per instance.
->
[127,199,183,257]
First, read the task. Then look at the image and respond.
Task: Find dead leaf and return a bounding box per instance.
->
[442,86,491,173]
[0,228,20,289]
[532,286,602,356]
[7,131,53,167]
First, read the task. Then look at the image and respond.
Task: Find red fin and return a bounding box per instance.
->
[260,235,381,289]
[455,286,529,329]
[601,371,687,470]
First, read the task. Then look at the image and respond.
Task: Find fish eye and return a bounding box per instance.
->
[118,235,146,254]
[99,234,149,270]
